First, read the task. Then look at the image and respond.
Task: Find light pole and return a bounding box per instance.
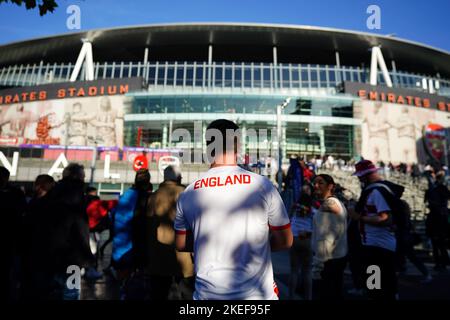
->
[443,137,449,174]
[89,141,98,186]
[277,97,291,192]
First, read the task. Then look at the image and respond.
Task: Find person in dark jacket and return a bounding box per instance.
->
[46,163,95,300]
[425,170,450,271]
[20,174,55,300]
[144,165,194,300]
[0,166,27,301]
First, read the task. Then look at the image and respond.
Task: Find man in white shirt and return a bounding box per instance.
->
[175,119,293,300]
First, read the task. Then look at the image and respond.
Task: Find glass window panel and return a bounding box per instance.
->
[166,66,174,85]
[156,66,165,85]
[214,66,223,87]
[185,67,194,86]
[195,66,203,86]
[224,67,232,87]
[244,67,252,87]
[253,67,261,88]
[176,67,184,86]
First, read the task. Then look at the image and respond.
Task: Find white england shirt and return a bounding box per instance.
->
[175,165,290,300]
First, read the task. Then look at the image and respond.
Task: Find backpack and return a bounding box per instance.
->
[359,182,412,241]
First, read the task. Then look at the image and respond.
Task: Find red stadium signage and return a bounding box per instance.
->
[0,77,144,105]
[343,81,450,112]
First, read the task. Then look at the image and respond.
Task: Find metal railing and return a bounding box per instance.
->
[1,61,448,96]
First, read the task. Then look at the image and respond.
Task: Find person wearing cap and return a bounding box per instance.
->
[349,159,400,300]
[143,165,194,300]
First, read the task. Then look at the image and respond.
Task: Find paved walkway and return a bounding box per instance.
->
[81,232,450,300]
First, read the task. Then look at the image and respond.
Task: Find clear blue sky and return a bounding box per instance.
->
[0,0,449,51]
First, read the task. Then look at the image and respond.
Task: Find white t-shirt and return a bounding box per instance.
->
[360,189,396,252]
[175,165,290,300]
[311,197,348,277]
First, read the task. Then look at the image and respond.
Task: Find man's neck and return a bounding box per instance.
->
[210,153,237,168]
[367,173,383,184]
[210,162,237,168]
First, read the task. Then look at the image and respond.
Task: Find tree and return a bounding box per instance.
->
[0,0,58,16]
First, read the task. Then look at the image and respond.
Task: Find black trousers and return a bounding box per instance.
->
[313,256,347,300]
[431,236,450,268]
[362,246,397,301]
[348,245,365,290]
[396,241,429,276]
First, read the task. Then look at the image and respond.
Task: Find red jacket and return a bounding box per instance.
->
[303,167,314,182]
[86,199,118,230]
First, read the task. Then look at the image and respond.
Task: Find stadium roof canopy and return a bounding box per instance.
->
[0,23,449,78]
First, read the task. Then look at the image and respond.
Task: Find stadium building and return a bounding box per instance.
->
[0,23,449,189]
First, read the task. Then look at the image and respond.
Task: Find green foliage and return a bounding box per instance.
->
[0,0,58,16]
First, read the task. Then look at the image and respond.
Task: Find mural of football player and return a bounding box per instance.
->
[394,107,420,164]
[366,102,391,162]
[65,102,95,146]
[34,112,65,144]
[0,104,40,143]
[91,97,118,147]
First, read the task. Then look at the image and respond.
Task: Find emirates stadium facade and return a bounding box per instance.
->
[0,23,449,188]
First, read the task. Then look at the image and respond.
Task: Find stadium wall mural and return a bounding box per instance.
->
[356,100,450,164]
[0,95,131,148]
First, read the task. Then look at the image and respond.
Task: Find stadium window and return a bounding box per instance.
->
[280,67,288,88]
[185,67,194,86]
[253,67,261,88]
[244,66,252,88]
[263,66,271,88]
[234,66,242,88]
[166,66,175,85]
[328,69,336,84]
[176,66,184,86]
[156,65,164,85]
[320,69,327,87]
[301,68,309,86]
[122,66,129,79]
[113,65,121,78]
[130,64,138,77]
[195,66,203,87]
[224,67,232,87]
[310,68,318,88]
[105,65,113,78]
[291,68,299,86]
[215,66,223,87]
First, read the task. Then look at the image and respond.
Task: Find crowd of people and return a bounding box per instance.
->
[0,161,197,301]
[283,155,450,300]
[1,119,449,301]
[281,154,448,181]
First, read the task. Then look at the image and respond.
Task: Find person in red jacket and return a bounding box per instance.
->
[86,187,118,231]
[300,159,315,184]
[85,187,118,280]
